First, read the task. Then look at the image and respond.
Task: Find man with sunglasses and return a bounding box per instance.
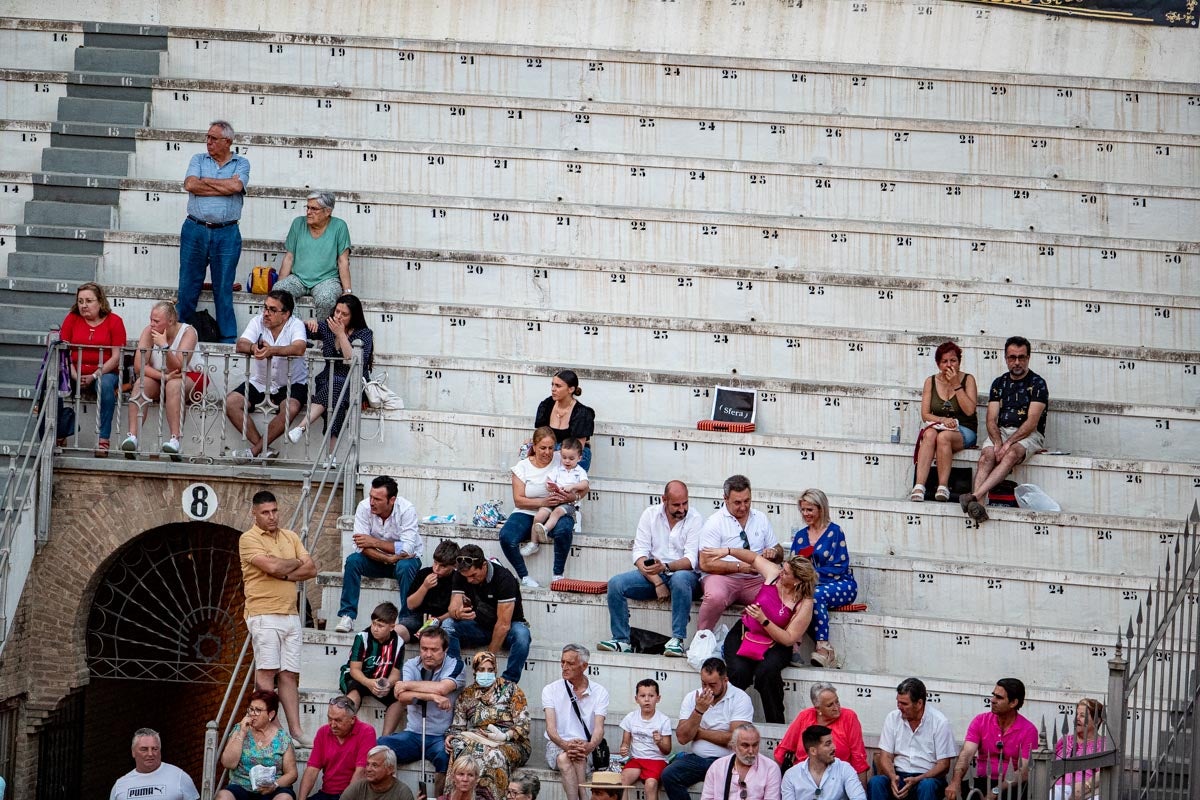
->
[782,725,865,800]
[700,723,780,800]
[225,288,309,463]
[946,679,1037,800]
[696,475,783,633]
[177,119,250,344]
[959,336,1049,523]
[445,544,532,683]
[297,695,377,800]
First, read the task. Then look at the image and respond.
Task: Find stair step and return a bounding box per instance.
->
[22,200,115,229]
[5,252,101,281]
[66,79,152,104]
[56,96,147,127]
[73,47,162,76]
[12,226,104,257]
[81,22,169,50]
[50,119,138,152]
[40,146,131,177]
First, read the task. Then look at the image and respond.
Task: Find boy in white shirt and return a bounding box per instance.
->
[532,438,590,542]
[619,678,673,800]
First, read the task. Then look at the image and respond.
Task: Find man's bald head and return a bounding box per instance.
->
[662,481,689,522]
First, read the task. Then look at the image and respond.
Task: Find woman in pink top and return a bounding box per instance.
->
[707,546,815,723]
[1051,698,1106,800]
[773,683,868,782]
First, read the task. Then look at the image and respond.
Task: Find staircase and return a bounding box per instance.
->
[0,21,167,450]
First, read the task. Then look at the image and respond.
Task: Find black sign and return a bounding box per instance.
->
[947,0,1197,26]
[711,386,757,423]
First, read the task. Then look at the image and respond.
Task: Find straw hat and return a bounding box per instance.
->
[578,772,626,793]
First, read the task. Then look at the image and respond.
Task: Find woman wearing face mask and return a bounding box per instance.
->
[445,651,532,797]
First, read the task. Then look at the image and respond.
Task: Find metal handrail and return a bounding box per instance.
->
[202,343,363,798]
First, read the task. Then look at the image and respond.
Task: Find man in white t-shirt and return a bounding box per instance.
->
[661,657,755,800]
[225,287,310,463]
[110,728,199,800]
[696,474,783,631]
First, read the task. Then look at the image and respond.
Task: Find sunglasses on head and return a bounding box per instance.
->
[456,555,486,569]
[329,697,356,712]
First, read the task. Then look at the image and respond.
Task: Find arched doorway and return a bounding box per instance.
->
[79,521,245,797]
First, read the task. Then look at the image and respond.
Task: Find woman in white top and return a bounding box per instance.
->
[499,426,580,588]
[120,301,204,459]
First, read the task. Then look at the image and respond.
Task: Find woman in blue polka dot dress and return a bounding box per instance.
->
[788,488,857,669]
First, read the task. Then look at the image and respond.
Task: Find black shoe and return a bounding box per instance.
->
[960,493,975,513]
[967,499,989,523]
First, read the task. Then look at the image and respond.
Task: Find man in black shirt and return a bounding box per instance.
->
[961,336,1049,523]
[398,540,461,655]
[445,544,533,683]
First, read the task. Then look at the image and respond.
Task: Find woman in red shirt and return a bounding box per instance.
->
[774,683,868,784]
[59,282,126,456]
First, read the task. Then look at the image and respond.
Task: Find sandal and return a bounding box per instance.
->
[810,645,839,669]
[934,485,951,502]
[94,438,110,458]
[909,484,926,502]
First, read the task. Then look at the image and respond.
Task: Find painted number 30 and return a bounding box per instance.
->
[183,482,218,521]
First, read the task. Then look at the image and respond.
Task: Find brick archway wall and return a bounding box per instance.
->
[0,468,343,794]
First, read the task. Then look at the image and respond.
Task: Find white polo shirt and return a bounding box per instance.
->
[631,504,704,571]
[679,683,755,759]
[699,506,777,577]
[543,678,610,742]
[877,706,958,774]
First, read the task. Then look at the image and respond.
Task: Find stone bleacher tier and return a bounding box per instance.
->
[0,2,1198,797]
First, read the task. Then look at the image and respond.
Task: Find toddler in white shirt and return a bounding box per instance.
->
[532,438,590,542]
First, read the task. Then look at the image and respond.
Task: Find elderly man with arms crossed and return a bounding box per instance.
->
[599,480,703,657]
[700,724,780,800]
[110,728,199,800]
[297,695,378,800]
[868,678,956,800]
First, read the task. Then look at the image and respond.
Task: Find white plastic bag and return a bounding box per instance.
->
[364,378,404,410]
[687,629,720,670]
[1016,483,1061,512]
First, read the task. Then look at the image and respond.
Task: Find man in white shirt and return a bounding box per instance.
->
[110,728,199,800]
[661,657,756,800]
[696,475,783,631]
[869,678,957,800]
[543,644,611,800]
[335,475,423,633]
[782,725,866,800]
[598,480,704,657]
[700,723,781,800]
[225,288,310,462]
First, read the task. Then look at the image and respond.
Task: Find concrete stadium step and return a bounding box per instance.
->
[366,354,1200,462]
[22,199,115,229]
[97,284,1200,408]
[121,130,1200,243]
[51,121,141,152]
[93,193,1200,299]
[41,146,132,176]
[6,251,101,282]
[56,96,148,127]
[72,47,162,76]
[0,280,76,331]
[0,73,66,122]
[296,636,1079,742]
[372,473,1191,582]
[65,71,154,104]
[360,409,1198,519]
[13,224,105,256]
[0,27,80,72]
[158,30,1200,136]
[143,83,1200,187]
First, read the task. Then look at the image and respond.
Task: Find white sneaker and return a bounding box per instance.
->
[531,522,548,543]
[518,540,539,557]
[335,615,355,633]
[120,434,137,459]
[321,454,338,470]
[552,575,564,583]
[519,575,540,589]
[287,426,304,444]
[231,448,254,464]
[162,437,181,456]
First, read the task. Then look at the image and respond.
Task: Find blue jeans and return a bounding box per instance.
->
[337,553,421,618]
[607,569,699,641]
[442,618,531,684]
[59,372,119,440]
[661,753,716,800]
[379,729,450,774]
[499,513,574,577]
[177,217,242,343]
[868,773,947,800]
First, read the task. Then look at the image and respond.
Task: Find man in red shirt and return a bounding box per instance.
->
[297,695,378,799]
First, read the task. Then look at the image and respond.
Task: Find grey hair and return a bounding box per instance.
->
[307,191,336,210]
[151,300,179,323]
[209,120,235,139]
[723,474,751,497]
[730,722,760,745]
[131,727,161,749]
[562,643,590,664]
[810,682,838,705]
[368,744,397,770]
[510,770,541,799]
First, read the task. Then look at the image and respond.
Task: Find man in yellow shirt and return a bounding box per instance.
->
[240,489,318,747]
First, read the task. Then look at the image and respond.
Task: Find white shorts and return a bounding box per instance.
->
[247,614,302,673]
[986,426,1046,457]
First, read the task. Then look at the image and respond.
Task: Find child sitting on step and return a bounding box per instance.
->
[339,601,404,735]
[530,437,589,544]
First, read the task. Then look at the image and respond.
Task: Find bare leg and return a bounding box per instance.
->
[383,700,404,736]
[225,392,262,449]
[126,377,162,437]
[913,432,936,487]
[974,445,1028,499]
[262,398,301,451]
[164,377,185,438]
[972,447,998,494]
[275,669,303,738]
[532,507,551,525]
[934,430,963,487]
[294,402,326,434]
[645,777,660,800]
[556,751,586,800]
[545,507,567,529]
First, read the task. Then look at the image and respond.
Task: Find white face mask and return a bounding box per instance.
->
[476,671,497,688]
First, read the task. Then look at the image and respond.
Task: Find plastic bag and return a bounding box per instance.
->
[1016,484,1061,512]
[687,629,720,671]
[472,500,507,528]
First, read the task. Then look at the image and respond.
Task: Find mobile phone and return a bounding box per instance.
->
[643,558,657,566]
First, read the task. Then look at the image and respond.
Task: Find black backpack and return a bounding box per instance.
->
[189,310,222,343]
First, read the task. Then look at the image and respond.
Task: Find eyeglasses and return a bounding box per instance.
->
[305,205,326,212]
[456,556,485,569]
[263,305,284,314]
[505,789,528,798]
[330,697,357,712]
[1005,354,1029,362]
[247,706,268,715]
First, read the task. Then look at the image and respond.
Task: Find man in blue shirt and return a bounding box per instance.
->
[176,120,251,343]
